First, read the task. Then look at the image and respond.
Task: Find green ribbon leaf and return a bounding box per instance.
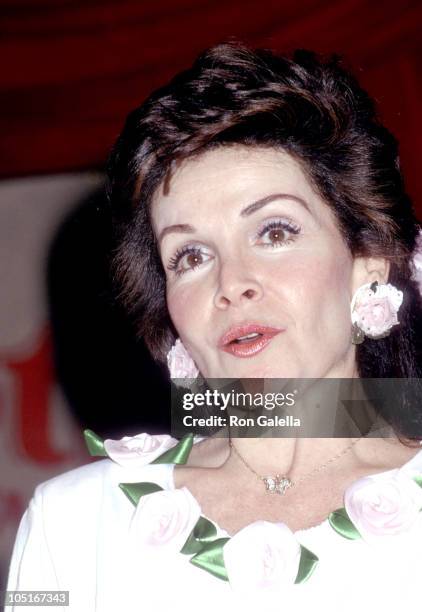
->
[413,474,422,488]
[119,482,163,506]
[190,538,230,581]
[294,544,319,584]
[84,429,107,457]
[328,507,361,540]
[152,433,194,465]
[181,516,218,555]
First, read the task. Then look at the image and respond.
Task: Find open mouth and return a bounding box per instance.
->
[221,329,283,358]
[229,332,263,345]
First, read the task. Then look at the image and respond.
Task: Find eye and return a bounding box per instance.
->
[256,218,301,248]
[167,245,212,276]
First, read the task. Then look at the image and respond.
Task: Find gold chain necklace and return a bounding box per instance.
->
[228,437,363,495]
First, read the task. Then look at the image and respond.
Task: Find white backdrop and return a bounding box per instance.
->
[0,172,105,589]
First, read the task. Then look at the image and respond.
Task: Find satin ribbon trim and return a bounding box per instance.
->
[152,433,194,464]
[81,429,346,586]
[189,537,230,581]
[119,482,164,506]
[180,516,218,555]
[83,429,194,465]
[83,429,107,456]
[295,545,319,584]
[328,507,361,540]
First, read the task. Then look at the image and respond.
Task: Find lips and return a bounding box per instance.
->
[218,324,283,358]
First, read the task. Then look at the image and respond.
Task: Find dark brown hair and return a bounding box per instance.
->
[106,41,422,438]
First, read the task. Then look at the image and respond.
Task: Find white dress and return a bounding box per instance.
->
[5,431,422,612]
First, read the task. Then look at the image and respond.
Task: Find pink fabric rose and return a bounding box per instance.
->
[344,470,422,545]
[103,432,178,468]
[167,339,199,384]
[223,521,301,591]
[351,282,403,337]
[129,487,201,551]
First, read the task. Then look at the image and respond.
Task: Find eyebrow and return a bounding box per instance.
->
[157,193,311,245]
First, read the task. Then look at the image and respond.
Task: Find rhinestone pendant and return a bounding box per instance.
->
[263,474,292,495]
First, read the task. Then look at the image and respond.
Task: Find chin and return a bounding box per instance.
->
[222,364,289,379]
[245,365,276,378]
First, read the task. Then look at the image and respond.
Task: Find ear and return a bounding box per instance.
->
[350,256,390,295]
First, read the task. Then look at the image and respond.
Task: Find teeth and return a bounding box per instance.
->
[236,332,261,340]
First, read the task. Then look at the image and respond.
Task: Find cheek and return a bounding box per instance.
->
[270,251,351,321]
[166,284,202,336]
[298,256,352,338]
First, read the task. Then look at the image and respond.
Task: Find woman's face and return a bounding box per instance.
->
[151,146,382,379]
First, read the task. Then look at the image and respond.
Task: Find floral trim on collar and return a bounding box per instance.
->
[328,467,422,544]
[83,429,422,591]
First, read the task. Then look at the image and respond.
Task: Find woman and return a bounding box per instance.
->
[6,41,422,611]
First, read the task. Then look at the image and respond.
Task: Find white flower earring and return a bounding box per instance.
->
[350,280,403,344]
[411,226,422,295]
[166,338,199,386]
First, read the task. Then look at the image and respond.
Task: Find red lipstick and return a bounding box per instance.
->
[218,324,283,358]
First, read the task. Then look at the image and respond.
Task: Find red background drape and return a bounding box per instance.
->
[1,0,422,216]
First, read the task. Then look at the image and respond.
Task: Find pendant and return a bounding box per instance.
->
[263,474,292,495]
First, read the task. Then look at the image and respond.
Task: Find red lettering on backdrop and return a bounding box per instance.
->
[5,326,70,465]
[0,491,24,527]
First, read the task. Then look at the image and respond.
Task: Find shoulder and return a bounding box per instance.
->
[32,456,174,521]
[36,457,115,495]
[6,447,177,604]
[33,458,114,507]
[21,455,174,573]
[31,429,226,517]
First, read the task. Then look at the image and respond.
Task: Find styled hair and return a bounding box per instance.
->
[106,41,422,438]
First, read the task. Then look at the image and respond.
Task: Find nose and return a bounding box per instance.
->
[213,259,263,309]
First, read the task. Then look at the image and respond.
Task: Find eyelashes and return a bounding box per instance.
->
[256,219,300,247]
[167,218,301,277]
[167,245,206,276]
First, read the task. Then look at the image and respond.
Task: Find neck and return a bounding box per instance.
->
[225,434,406,483]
